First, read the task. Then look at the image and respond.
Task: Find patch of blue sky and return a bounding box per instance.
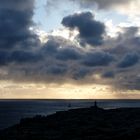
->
[95,10,129,26]
[33,0,130,33]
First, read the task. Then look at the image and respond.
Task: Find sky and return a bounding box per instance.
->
[0,0,140,99]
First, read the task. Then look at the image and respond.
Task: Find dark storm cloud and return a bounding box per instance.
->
[73,68,90,80]
[0,0,39,50]
[115,27,140,49]
[100,26,140,91]
[116,27,140,48]
[41,39,59,55]
[0,50,41,65]
[82,52,114,67]
[0,0,34,10]
[122,27,140,49]
[104,27,140,57]
[77,0,133,9]
[0,51,10,65]
[46,0,133,12]
[114,74,140,91]
[62,12,105,46]
[0,0,41,66]
[118,53,139,68]
[47,65,67,75]
[10,51,41,63]
[102,71,115,78]
[40,36,82,61]
[56,48,82,61]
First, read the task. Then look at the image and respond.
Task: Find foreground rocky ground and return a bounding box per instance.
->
[0,106,140,140]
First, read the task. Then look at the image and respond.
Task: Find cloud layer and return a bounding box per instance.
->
[0,0,139,93]
[46,0,134,10]
[76,0,134,9]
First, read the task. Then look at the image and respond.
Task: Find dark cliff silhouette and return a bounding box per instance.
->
[1,107,140,140]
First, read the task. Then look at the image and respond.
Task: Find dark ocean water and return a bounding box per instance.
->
[0,99,140,130]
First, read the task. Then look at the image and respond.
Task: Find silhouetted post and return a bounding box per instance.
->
[90,100,99,110]
[94,100,97,108]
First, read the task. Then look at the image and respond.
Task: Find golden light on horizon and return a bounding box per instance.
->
[0,81,140,99]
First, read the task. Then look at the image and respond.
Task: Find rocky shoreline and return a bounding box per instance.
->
[0,106,140,140]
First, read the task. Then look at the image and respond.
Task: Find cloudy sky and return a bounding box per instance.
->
[0,0,140,99]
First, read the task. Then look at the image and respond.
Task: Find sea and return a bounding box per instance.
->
[0,99,140,130]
